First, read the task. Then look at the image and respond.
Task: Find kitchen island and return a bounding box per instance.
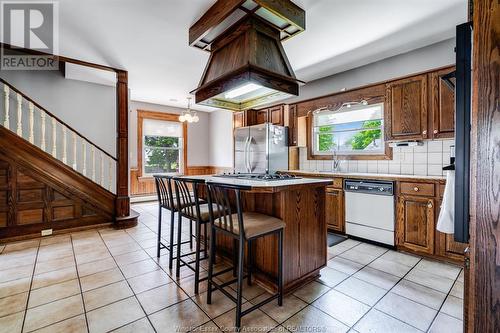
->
[188,175,332,293]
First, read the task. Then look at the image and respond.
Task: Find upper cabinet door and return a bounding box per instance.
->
[233,111,246,128]
[386,74,428,141]
[430,67,455,139]
[269,106,284,125]
[255,109,269,124]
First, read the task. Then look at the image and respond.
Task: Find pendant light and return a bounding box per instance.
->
[179,97,199,123]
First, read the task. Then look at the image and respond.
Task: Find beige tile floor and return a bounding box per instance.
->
[0,202,464,333]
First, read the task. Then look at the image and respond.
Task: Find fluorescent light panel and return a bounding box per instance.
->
[224,83,263,99]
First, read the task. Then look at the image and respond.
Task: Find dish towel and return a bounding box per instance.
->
[437,170,455,234]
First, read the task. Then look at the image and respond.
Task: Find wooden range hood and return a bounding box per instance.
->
[189,0,305,111]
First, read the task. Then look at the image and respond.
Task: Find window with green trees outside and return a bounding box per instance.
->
[143,135,182,174]
[313,103,385,155]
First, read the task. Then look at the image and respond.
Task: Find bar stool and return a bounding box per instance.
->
[205,182,285,330]
[153,175,201,268]
[173,177,233,294]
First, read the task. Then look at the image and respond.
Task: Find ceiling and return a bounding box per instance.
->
[10,0,467,111]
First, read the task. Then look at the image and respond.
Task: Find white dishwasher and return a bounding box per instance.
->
[344,179,395,246]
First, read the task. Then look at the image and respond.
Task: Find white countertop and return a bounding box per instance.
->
[284,170,446,181]
[183,175,332,188]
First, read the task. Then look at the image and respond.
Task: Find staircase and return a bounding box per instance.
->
[0,78,127,239]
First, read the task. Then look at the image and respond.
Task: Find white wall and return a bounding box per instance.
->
[208,110,234,168]
[129,100,210,168]
[285,38,455,104]
[0,69,116,156]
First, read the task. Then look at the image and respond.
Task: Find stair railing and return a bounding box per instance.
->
[0,78,116,194]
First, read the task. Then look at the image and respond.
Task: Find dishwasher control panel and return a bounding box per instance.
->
[344,179,394,196]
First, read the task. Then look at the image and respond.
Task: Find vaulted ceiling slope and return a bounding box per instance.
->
[2,0,466,111]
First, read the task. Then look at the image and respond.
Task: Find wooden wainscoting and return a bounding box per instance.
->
[130,166,232,197]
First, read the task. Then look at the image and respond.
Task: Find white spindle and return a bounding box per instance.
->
[108,159,113,191]
[3,85,9,129]
[91,146,96,181]
[72,132,77,170]
[16,93,22,136]
[28,102,34,144]
[51,118,57,158]
[100,152,104,186]
[41,112,46,150]
[62,126,67,164]
[82,141,87,176]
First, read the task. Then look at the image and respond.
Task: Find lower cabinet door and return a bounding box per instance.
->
[325,188,344,233]
[435,200,468,262]
[396,196,435,255]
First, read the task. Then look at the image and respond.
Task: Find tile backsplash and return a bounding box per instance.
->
[298,139,454,177]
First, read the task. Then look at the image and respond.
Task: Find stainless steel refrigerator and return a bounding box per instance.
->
[234,123,288,174]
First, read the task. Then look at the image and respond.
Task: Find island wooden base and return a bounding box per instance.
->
[212,183,328,293]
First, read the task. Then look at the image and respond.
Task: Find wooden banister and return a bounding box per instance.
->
[0,78,117,161]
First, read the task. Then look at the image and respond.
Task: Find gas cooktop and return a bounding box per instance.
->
[214,173,301,181]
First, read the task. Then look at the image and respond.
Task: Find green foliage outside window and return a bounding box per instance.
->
[144,136,180,173]
[347,120,382,150]
[318,126,334,151]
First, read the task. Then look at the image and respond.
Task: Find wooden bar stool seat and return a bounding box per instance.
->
[215,212,285,238]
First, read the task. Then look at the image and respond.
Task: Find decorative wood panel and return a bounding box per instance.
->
[0,154,112,239]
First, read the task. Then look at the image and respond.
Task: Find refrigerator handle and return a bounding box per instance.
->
[243,136,250,173]
[246,136,253,173]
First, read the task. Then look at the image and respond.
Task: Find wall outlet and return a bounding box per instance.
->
[41,229,53,236]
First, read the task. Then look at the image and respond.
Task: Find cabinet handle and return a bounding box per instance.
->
[414,187,419,192]
[422,130,427,135]
[433,129,438,134]
[428,202,433,208]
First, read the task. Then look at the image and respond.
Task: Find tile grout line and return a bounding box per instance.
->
[20,241,40,333]
[70,233,91,333]
[308,243,390,329]
[96,230,160,333]
[131,207,280,332]
[424,267,464,332]
[347,255,426,332]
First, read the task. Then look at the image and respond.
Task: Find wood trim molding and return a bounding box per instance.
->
[136,110,188,178]
[130,165,233,197]
[305,108,392,161]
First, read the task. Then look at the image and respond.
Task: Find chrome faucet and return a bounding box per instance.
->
[331,146,340,172]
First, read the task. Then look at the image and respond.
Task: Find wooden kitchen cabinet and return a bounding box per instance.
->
[430,67,455,139]
[396,195,435,255]
[269,106,284,125]
[386,74,428,141]
[233,111,246,128]
[325,187,344,233]
[255,109,269,124]
[288,104,298,146]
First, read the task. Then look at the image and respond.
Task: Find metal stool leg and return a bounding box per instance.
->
[203,223,208,260]
[176,213,183,277]
[207,226,216,304]
[189,219,193,248]
[157,206,162,258]
[235,237,245,330]
[247,240,252,286]
[168,209,175,269]
[233,239,238,277]
[194,221,201,294]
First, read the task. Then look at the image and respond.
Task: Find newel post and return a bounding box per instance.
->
[115,70,130,218]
